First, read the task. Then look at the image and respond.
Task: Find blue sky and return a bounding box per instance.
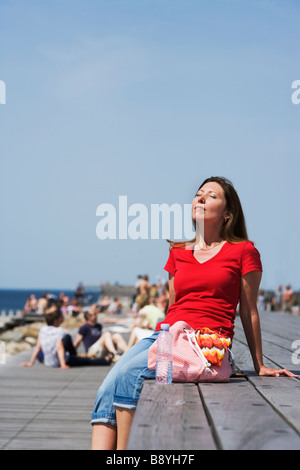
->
[0,0,299,291]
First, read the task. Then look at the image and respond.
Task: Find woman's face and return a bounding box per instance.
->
[192,182,229,228]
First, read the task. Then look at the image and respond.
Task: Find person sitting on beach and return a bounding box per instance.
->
[67,296,83,317]
[90,176,297,451]
[20,304,113,369]
[23,294,38,314]
[106,297,123,315]
[73,307,128,360]
[36,294,48,314]
[59,293,70,316]
[127,303,165,348]
[96,295,111,312]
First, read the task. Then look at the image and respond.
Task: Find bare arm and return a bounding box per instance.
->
[73,333,83,349]
[57,338,70,369]
[168,274,175,307]
[239,271,297,377]
[20,337,42,367]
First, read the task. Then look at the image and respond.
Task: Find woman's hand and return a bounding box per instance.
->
[258,365,298,378]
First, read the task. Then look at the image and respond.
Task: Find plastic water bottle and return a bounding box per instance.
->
[155,324,173,384]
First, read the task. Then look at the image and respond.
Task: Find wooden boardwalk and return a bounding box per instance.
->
[0,348,113,450]
[0,312,299,450]
[128,311,300,450]
[0,321,128,451]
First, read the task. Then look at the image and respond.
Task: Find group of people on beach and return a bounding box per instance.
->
[20,275,299,371]
[20,276,169,370]
[22,289,124,318]
[20,303,127,369]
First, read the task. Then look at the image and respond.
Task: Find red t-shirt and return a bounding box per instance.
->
[155,241,263,340]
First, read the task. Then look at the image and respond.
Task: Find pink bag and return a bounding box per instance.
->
[148,321,232,383]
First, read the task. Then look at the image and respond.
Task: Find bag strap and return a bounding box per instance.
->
[228,347,236,372]
[184,328,212,371]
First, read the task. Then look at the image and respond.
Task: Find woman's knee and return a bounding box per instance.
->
[114,350,154,396]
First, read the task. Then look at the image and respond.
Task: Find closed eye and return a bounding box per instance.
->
[195,191,217,198]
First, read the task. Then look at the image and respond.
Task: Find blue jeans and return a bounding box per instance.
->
[91,331,159,426]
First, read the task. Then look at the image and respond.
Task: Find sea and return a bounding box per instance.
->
[0,288,101,313]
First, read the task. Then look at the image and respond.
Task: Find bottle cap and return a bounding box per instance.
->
[161,323,170,330]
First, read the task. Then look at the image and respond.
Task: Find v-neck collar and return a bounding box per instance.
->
[191,241,228,266]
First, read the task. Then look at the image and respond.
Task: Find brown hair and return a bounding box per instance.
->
[45,305,63,326]
[167,176,248,248]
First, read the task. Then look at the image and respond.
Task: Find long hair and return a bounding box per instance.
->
[167,176,248,249]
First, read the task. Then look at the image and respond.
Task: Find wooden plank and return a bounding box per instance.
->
[199,379,300,450]
[233,316,300,375]
[127,381,217,450]
[247,376,300,435]
[235,311,300,350]
[0,321,132,450]
[233,314,300,372]
[259,311,300,336]
[0,348,112,450]
[231,320,300,440]
[231,332,295,372]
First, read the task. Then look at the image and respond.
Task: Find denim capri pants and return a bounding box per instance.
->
[91,331,159,426]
